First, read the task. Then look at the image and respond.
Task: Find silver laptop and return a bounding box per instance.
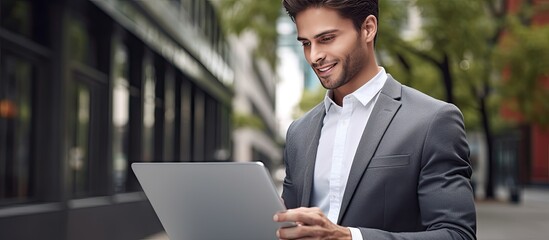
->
[132,162,293,240]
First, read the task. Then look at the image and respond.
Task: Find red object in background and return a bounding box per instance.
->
[501,0,549,184]
[0,99,17,118]
[533,0,549,24]
[531,1,549,183]
[509,0,549,25]
[532,125,549,183]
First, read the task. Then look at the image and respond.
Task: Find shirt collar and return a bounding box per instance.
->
[323,67,388,113]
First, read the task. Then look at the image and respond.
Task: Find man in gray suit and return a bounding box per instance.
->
[273,0,476,239]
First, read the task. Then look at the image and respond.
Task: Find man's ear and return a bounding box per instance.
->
[361,15,377,43]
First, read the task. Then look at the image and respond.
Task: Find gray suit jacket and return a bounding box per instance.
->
[282,76,476,240]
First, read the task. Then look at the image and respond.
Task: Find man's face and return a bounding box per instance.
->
[296,7,367,90]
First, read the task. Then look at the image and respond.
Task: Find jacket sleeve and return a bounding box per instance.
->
[359,104,477,240]
[281,120,298,209]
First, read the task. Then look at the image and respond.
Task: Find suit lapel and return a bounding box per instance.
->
[337,76,402,223]
[300,105,326,207]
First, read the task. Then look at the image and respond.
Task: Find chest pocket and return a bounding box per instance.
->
[368,154,410,168]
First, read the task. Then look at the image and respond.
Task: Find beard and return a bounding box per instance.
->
[316,40,367,90]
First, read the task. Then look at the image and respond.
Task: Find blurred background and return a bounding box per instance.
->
[0,0,548,239]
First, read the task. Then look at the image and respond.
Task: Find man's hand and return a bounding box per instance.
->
[273,207,352,240]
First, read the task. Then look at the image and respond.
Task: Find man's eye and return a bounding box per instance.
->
[321,36,334,42]
[301,42,311,47]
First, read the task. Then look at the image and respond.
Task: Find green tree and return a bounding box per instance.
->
[495,17,549,127]
[377,0,549,198]
[212,0,281,69]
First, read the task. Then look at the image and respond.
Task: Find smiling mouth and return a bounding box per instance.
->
[316,63,337,73]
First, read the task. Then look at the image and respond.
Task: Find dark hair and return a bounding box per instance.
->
[282,0,378,32]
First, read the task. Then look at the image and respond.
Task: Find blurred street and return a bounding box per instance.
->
[144,187,549,240]
[477,187,549,240]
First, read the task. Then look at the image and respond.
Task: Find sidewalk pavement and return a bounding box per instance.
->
[144,187,549,240]
[477,187,549,240]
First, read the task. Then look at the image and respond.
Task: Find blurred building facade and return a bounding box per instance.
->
[501,0,549,186]
[230,31,282,172]
[0,0,235,239]
[275,12,304,139]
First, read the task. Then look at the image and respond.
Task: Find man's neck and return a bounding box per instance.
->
[332,66,381,106]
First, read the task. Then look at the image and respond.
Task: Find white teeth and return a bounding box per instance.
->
[318,64,334,72]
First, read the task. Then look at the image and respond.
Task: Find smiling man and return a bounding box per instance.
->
[273,1,477,240]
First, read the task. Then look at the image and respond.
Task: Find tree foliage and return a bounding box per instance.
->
[212,0,281,69]
[377,0,549,130]
[495,17,549,127]
[374,0,549,198]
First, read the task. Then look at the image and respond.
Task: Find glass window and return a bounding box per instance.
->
[180,79,193,162]
[0,0,33,38]
[66,11,109,197]
[112,45,130,193]
[69,71,108,198]
[163,67,176,162]
[70,83,91,197]
[67,15,97,67]
[204,95,217,160]
[220,105,231,159]
[142,55,156,162]
[0,54,35,204]
[193,88,205,161]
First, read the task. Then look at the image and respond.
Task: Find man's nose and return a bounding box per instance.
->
[310,44,325,65]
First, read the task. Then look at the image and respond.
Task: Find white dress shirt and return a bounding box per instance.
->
[311,67,387,240]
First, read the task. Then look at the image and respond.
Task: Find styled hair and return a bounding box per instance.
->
[282,0,379,32]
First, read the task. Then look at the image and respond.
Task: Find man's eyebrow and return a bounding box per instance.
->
[297,29,339,41]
